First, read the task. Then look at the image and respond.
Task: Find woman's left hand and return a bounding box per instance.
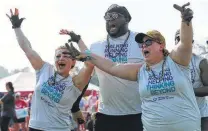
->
[65,43,90,62]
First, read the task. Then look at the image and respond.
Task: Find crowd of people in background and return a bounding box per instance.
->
[0,81,99,131]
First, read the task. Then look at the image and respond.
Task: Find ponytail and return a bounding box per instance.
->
[163,49,170,57]
[6,82,14,92]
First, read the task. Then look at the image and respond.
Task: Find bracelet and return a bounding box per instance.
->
[84,49,91,57]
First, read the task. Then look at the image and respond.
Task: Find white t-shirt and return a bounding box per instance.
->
[29,63,81,131]
[138,56,201,131]
[190,54,208,117]
[90,31,144,115]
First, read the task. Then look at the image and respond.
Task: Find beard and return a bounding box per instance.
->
[106,23,128,38]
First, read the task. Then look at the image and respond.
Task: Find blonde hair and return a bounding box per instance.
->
[55,45,68,52]
[55,45,76,69]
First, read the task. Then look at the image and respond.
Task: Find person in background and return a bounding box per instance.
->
[0,92,5,124]
[85,90,98,113]
[26,93,33,130]
[13,92,27,131]
[175,29,208,131]
[0,82,15,131]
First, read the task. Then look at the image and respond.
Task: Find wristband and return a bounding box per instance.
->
[84,49,91,57]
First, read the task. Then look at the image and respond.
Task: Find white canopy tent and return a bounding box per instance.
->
[0,72,36,92]
[0,72,99,92]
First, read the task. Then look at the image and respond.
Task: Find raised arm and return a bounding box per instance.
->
[170,3,193,66]
[60,30,94,90]
[66,42,142,81]
[62,30,141,82]
[7,8,44,70]
[85,53,142,81]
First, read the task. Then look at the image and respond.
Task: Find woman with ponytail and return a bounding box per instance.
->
[0,82,15,131]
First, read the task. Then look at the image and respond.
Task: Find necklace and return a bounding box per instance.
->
[146,57,167,82]
[190,58,196,84]
[107,30,130,58]
[48,71,69,86]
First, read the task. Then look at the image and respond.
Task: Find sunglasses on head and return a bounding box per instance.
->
[175,36,180,44]
[55,52,74,59]
[138,39,159,48]
[104,12,124,21]
[175,36,194,44]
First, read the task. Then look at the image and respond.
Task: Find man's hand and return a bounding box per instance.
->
[173,2,193,25]
[6,8,25,29]
[59,29,81,43]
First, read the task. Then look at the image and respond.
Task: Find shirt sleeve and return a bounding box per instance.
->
[1,93,13,103]
[35,62,54,82]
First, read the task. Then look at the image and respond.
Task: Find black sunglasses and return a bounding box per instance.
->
[104,12,124,21]
[138,39,158,48]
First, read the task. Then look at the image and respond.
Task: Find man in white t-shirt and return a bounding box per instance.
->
[175,29,208,131]
[90,4,144,131]
[60,4,144,131]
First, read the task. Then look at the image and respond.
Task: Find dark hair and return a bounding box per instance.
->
[6,82,14,92]
[163,49,170,57]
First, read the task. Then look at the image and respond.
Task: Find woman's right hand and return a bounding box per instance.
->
[6,8,25,29]
[173,2,193,25]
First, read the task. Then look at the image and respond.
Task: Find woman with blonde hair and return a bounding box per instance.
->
[66,3,201,131]
[6,8,93,131]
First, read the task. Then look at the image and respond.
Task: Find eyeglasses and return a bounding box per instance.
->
[138,39,158,48]
[104,12,124,21]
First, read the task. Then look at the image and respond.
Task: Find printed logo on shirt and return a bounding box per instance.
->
[104,44,128,63]
[147,68,176,96]
[40,76,67,103]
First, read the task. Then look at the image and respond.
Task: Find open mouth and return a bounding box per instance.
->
[58,63,66,69]
[111,24,116,28]
[143,50,150,57]
[109,24,117,32]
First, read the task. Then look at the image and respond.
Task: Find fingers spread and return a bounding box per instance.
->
[182,2,190,9]
[59,29,69,35]
[173,4,183,12]
[15,8,19,15]
[6,14,10,19]
[65,43,73,53]
[70,43,80,55]
[173,2,190,12]
[10,9,13,16]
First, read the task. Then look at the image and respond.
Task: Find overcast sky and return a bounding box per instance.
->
[0,0,208,71]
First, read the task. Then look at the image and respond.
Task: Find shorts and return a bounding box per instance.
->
[13,117,26,123]
[94,113,143,131]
